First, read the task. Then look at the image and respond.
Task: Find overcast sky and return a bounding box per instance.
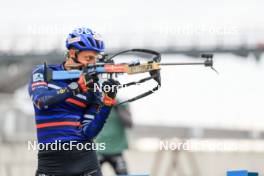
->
[1,0,264,52]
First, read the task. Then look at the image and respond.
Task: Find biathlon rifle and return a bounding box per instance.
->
[44,49,217,105]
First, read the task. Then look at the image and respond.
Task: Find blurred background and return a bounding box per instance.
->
[0,0,264,175]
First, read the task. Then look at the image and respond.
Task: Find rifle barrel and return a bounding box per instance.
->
[159,62,206,66]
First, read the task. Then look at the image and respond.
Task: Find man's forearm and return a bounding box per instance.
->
[82,105,112,139]
[32,87,73,109]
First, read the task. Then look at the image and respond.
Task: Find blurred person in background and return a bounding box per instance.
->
[28,27,120,176]
[95,99,133,175]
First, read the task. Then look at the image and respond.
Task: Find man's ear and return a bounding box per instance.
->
[68,49,76,58]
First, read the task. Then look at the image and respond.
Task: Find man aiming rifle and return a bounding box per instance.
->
[28,27,119,176]
[28,24,216,176]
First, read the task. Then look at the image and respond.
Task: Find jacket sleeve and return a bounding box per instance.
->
[28,65,73,110]
[82,96,112,139]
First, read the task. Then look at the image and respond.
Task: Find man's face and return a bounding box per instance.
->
[77,50,98,65]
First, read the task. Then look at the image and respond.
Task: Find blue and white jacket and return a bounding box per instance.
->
[28,63,111,144]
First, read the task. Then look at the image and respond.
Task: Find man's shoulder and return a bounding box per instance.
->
[31,63,62,74]
[47,64,63,71]
[32,64,44,73]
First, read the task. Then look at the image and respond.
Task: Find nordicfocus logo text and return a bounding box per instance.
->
[93,83,161,93]
[27,140,105,151]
